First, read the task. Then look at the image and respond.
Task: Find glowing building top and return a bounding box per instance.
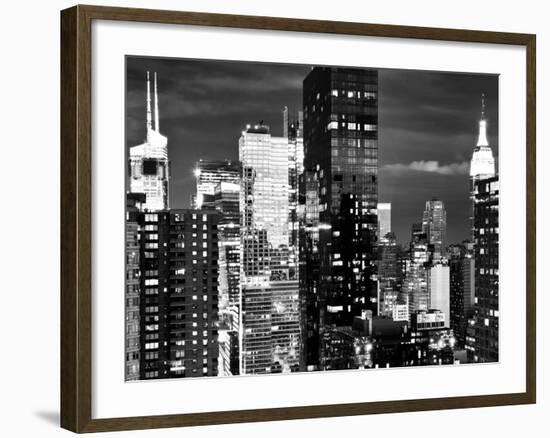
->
[470,94,496,179]
[129,71,169,211]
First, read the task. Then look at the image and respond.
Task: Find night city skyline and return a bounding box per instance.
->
[124,58,499,381]
[126,57,499,246]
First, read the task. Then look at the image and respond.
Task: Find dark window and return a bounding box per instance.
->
[143,159,158,175]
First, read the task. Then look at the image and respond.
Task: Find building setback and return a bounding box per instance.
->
[301,67,379,370]
[467,176,499,363]
[138,209,220,379]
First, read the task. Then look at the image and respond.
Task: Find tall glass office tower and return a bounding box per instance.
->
[301,67,379,370]
[239,123,301,374]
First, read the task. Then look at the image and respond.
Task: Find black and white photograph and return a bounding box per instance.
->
[124,57,499,381]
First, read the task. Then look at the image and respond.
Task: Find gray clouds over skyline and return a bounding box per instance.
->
[126,56,498,246]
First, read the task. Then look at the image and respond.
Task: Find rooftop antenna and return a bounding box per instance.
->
[146,71,152,132]
[476,93,489,147]
[154,72,160,132]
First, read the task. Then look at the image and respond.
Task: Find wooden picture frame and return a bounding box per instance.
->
[60,4,536,433]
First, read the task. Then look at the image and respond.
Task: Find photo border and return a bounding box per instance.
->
[60,4,536,433]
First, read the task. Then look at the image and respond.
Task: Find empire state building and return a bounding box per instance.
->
[469,94,495,238]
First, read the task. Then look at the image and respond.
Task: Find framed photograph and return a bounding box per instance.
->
[60,4,536,433]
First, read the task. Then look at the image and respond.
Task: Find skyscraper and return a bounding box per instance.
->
[377,231,401,317]
[239,123,301,374]
[214,181,242,376]
[138,210,221,379]
[125,72,170,381]
[467,176,499,363]
[125,193,145,381]
[422,198,447,258]
[214,181,241,333]
[427,261,451,328]
[378,202,392,241]
[403,231,429,319]
[286,109,304,279]
[194,160,241,209]
[449,243,475,347]
[129,72,169,212]
[301,67,379,370]
[469,94,496,238]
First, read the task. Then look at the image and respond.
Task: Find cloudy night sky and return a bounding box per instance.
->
[126,56,498,246]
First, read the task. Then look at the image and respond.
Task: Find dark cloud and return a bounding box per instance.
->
[126,57,498,246]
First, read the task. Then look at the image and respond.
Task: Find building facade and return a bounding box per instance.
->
[194,160,241,209]
[286,109,304,280]
[377,232,402,317]
[138,209,220,379]
[125,193,145,380]
[427,261,451,328]
[377,202,392,241]
[403,231,429,320]
[213,181,242,376]
[449,243,475,347]
[467,176,499,363]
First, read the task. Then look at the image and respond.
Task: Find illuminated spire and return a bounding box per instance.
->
[146,71,152,132]
[154,72,160,132]
[470,93,495,178]
[476,93,488,147]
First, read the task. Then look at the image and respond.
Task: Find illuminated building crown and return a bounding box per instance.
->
[470,93,495,178]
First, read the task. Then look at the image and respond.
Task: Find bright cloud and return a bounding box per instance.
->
[381,160,469,175]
